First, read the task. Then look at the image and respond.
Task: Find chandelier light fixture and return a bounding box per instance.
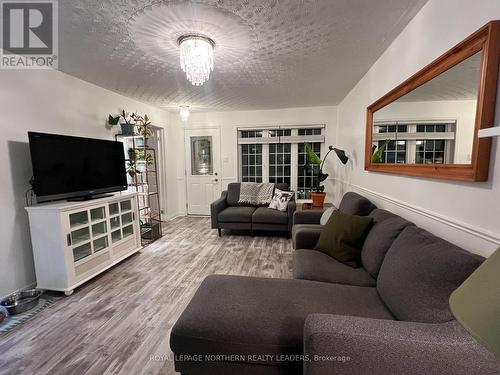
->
[179,105,190,122]
[178,35,215,86]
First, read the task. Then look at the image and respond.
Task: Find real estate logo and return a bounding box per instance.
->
[1,0,58,69]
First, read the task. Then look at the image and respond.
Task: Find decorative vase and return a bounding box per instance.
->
[311,192,326,207]
[120,123,135,135]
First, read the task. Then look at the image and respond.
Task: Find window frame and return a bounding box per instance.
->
[237,126,325,194]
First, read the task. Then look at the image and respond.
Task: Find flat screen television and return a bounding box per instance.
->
[28,132,127,203]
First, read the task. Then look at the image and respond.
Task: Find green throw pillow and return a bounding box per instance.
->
[315,210,374,268]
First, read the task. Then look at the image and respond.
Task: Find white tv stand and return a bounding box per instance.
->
[25,193,142,295]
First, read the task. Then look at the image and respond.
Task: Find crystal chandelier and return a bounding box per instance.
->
[178,35,215,86]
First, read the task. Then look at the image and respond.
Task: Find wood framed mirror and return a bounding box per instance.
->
[365,21,500,181]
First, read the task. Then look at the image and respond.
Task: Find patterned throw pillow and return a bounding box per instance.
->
[269,189,294,212]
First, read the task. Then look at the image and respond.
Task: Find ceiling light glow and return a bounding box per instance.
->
[180,105,190,121]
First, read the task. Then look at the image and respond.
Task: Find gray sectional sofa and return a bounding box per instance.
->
[171,192,499,375]
[211,183,296,236]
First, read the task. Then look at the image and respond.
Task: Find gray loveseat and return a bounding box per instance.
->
[211,183,296,236]
[171,192,499,375]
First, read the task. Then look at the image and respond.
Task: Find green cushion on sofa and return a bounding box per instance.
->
[314,210,374,268]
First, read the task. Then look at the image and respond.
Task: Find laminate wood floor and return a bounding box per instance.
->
[0,217,293,375]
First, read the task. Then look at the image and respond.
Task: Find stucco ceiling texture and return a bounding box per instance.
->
[59,0,427,111]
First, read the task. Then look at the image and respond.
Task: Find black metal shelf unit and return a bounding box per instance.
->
[115,133,163,245]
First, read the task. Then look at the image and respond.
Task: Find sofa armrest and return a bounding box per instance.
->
[304,314,499,375]
[292,225,323,249]
[210,191,228,229]
[293,210,323,225]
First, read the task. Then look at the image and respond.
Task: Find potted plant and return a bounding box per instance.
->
[371,141,388,163]
[126,161,140,177]
[135,114,153,146]
[306,144,349,207]
[108,110,136,135]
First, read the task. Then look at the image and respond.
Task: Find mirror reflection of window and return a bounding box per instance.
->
[372,51,482,165]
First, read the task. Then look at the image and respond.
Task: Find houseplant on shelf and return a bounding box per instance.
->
[108,110,137,135]
[306,144,349,207]
[135,114,153,146]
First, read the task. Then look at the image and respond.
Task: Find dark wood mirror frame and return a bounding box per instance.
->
[365,21,500,181]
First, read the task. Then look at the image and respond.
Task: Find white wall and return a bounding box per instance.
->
[166,106,338,217]
[374,99,477,163]
[335,0,500,256]
[0,69,171,297]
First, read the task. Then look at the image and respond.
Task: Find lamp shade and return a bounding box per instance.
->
[449,247,500,356]
[333,148,349,165]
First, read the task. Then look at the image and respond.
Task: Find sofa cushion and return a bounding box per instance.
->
[227,183,288,207]
[218,206,256,223]
[294,249,376,286]
[377,226,484,323]
[315,211,374,268]
[252,207,288,225]
[338,192,376,216]
[226,183,242,206]
[361,209,414,277]
[170,275,393,370]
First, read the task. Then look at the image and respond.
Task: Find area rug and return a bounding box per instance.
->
[0,293,62,336]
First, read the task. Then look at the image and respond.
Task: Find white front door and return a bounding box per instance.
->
[185,128,221,215]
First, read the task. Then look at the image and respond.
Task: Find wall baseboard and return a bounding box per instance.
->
[335,179,500,249]
[164,212,186,221]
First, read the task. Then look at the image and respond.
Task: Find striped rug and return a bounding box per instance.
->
[0,293,62,336]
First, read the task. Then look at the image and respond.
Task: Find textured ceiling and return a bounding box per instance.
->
[397,52,482,102]
[59,0,427,112]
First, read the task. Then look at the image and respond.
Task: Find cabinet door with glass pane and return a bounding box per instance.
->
[67,205,110,264]
[108,199,135,245]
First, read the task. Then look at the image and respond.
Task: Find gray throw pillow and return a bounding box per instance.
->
[320,207,335,225]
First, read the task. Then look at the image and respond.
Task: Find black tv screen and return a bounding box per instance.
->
[28,132,127,202]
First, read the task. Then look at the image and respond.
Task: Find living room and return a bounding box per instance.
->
[1,0,499,374]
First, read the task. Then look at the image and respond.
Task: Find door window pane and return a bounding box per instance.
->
[191,136,213,175]
[269,143,291,186]
[297,143,321,199]
[241,144,263,182]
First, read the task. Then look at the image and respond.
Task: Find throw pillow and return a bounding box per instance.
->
[269,189,294,212]
[315,210,374,267]
[320,207,336,226]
